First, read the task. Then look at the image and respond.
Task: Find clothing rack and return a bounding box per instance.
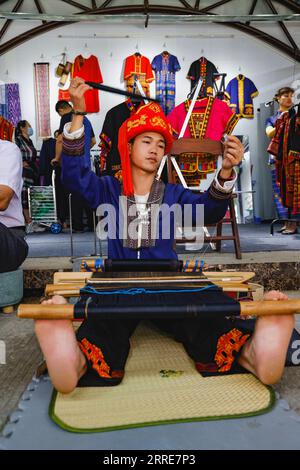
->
[187,76,205,100]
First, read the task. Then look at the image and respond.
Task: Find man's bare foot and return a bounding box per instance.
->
[41,294,68,305]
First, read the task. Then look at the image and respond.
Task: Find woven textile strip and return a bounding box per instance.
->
[50,323,274,433]
[34,63,51,138]
[6,83,21,126]
[0,116,14,141]
[289,154,300,215]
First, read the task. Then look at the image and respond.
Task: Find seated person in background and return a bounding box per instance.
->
[0,138,28,273]
[34,77,294,395]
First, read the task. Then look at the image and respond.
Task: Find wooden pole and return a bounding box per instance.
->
[53,271,255,283]
[18,304,74,320]
[18,299,300,320]
[240,300,300,317]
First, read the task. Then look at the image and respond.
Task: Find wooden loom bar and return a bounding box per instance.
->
[45,281,252,296]
[18,299,300,320]
[53,271,256,283]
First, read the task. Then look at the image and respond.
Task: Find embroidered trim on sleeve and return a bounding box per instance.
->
[62,134,85,156]
[209,179,233,200]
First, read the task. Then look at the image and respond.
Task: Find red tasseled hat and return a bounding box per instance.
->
[118,102,174,196]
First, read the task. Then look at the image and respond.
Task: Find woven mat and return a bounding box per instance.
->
[50,323,275,433]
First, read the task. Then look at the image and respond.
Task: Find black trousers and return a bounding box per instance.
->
[76,316,255,387]
[71,193,94,231]
[0,223,28,273]
[76,315,299,387]
[54,167,69,224]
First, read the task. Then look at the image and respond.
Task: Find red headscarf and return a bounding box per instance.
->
[118,102,173,196]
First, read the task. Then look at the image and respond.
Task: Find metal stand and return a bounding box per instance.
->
[213,72,227,100]
[156,78,204,186]
[69,194,103,261]
[68,193,74,260]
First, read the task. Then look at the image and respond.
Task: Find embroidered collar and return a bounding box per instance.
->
[122,179,165,250]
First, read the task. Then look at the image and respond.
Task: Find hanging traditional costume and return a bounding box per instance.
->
[272,106,300,217]
[265,110,289,219]
[0,83,21,126]
[34,62,51,138]
[6,83,22,126]
[225,75,258,119]
[73,55,103,113]
[187,57,219,97]
[0,84,7,119]
[124,53,154,97]
[98,99,142,177]
[151,52,181,115]
[168,97,239,185]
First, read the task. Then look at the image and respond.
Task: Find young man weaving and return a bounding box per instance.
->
[35,77,295,394]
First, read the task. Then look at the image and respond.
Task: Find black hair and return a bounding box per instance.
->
[15,120,28,137]
[55,100,72,113]
[274,87,295,101]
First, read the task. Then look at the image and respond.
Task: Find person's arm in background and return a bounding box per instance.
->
[0,185,14,211]
[90,136,96,148]
[266,126,276,139]
[52,133,63,166]
[0,142,22,211]
[265,115,276,139]
[90,121,96,148]
[52,114,69,167]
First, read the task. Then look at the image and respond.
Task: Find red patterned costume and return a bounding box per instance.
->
[167,97,239,185]
[73,55,103,113]
[124,54,154,97]
[272,107,300,216]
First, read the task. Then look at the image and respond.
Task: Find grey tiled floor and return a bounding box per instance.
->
[26,223,300,258]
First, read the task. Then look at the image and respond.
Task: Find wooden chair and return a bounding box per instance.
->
[165,138,242,259]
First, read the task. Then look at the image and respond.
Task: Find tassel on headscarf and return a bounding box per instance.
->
[118,121,134,197]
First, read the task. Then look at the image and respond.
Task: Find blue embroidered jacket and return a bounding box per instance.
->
[225,75,258,119]
[61,137,231,260]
